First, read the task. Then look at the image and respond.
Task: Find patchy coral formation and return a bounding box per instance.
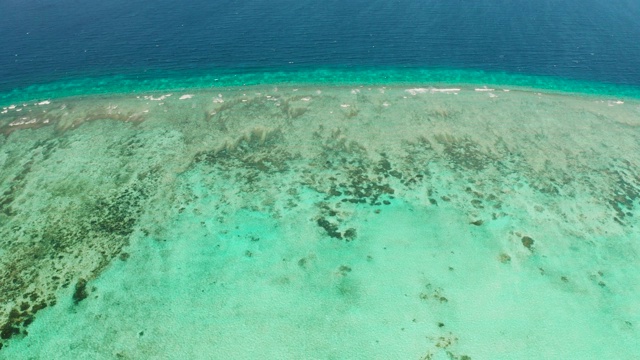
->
[0,86,639,357]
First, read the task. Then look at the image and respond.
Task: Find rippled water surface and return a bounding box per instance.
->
[2,0,640,91]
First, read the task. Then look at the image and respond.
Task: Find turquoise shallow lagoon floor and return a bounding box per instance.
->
[0,85,639,358]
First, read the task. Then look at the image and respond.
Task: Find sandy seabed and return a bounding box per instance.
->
[0,85,639,359]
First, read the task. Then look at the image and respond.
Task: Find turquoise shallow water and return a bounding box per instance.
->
[0,83,639,358]
[3,67,640,108]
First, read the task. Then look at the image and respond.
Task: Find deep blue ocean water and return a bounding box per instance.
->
[1,0,640,98]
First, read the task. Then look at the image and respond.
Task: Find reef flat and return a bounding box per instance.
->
[0,85,639,358]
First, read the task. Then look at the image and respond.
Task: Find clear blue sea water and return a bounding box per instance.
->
[2,0,640,100]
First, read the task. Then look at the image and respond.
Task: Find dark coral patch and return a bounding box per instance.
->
[521,236,535,250]
[317,217,342,239]
[72,279,89,305]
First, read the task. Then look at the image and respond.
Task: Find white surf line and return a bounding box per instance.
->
[179,94,194,100]
[474,87,495,92]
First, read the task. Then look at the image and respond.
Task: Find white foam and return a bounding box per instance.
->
[213,98,225,104]
[9,117,37,126]
[406,88,461,95]
[179,95,194,100]
[143,94,172,101]
[340,104,350,108]
[37,100,51,105]
[300,97,311,102]
[351,89,360,94]
[432,88,461,93]
[405,88,429,95]
[475,87,495,92]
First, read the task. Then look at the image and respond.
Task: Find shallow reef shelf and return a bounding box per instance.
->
[0,85,639,358]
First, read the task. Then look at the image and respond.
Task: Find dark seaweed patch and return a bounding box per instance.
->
[72,279,88,304]
[317,217,342,239]
[606,166,640,223]
[0,172,157,347]
[436,136,496,171]
[521,236,535,250]
[343,228,357,241]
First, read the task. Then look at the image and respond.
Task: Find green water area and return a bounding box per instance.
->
[0,82,639,359]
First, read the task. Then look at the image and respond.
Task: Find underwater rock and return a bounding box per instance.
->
[521,236,535,250]
[72,279,88,305]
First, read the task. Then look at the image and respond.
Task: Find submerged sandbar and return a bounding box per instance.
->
[0,85,639,358]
